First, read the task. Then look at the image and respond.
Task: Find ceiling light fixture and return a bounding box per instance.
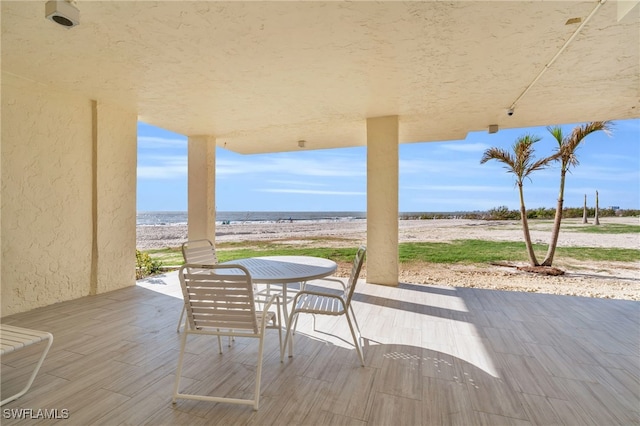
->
[45,0,80,28]
[565,17,582,25]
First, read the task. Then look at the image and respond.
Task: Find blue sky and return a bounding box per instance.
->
[137,118,639,212]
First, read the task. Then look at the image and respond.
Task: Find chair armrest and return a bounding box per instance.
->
[294,289,343,298]
[312,277,347,291]
[259,294,282,333]
[261,294,281,313]
[291,289,346,307]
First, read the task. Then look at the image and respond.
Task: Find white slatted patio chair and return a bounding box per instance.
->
[177,239,218,332]
[182,238,218,266]
[282,246,366,366]
[0,325,53,406]
[178,239,275,335]
[172,264,282,410]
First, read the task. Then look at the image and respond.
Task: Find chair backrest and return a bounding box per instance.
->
[343,246,366,305]
[179,264,258,333]
[181,239,217,265]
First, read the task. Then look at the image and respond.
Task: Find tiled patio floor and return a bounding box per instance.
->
[1,272,638,425]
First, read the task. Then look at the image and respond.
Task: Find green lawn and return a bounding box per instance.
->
[145,239,640,268]
[564,223,640,234]
[145,245,359,267]
[400,240,639,263]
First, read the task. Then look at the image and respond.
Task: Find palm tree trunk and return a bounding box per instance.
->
[582,194,588,224]
[595,190,600,225]
[542,171,566,266]
[518,183,538,266]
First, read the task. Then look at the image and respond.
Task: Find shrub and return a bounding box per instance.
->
[486,206,518,220]
[136,249,163,279]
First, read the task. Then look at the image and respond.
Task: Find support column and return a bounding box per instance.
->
[366,116,399,286]
[93,100,138,294]
[188,136,216,242]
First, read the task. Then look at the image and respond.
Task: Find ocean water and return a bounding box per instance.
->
[136,211,367,226]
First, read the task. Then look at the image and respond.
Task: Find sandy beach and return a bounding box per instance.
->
[137,216,640,300]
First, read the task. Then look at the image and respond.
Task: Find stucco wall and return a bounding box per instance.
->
[1,73,137,316]
[95,103,137,293]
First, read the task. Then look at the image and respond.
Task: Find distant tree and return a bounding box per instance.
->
[542,121,612,266]
[582,194,589,224]
[481,135,555,266]
[487,205,512,220]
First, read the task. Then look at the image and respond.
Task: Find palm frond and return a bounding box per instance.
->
[546,126,564,147]
[527,155,557,175]
[480,147,514,166]
[571,121,612,142]
[480,147,520,180]
[513,135,542,176]
[562,121,612,170]
[542,150,563,164]
[481,133,548,184]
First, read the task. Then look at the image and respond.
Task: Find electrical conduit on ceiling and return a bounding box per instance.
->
[509,0,609,112]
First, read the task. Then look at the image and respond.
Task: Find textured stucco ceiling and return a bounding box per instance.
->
[2,1,638,154]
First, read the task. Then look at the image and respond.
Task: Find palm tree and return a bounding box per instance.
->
[594,190,600,225]
[481,135,555,267]
[542,121,611,266]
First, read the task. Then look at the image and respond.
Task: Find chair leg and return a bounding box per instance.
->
[275,297,284,359]
[345,312,365,366]
[349,304,363,338]
[172,331,189,403]
[215,330,223,353]
[176,304,186,332]
[282,312,297,362]
[292,310,302,334]
[253,334,266,410]
[349,306,364,365]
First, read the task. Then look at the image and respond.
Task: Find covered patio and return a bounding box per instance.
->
[2,0,639,316]
[2,2,639,423]
[2,274,638,424]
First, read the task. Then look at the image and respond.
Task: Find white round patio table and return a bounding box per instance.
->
[220,255,338,335]
[222,255,337,284]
